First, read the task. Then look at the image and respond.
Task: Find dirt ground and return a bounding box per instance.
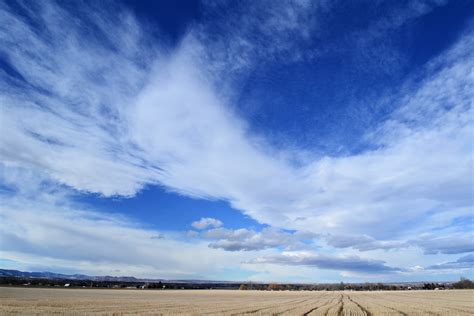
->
[0,287,473,315]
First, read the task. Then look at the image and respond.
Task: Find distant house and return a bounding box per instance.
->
[64,283,70,287]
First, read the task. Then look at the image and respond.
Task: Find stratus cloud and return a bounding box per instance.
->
[412,234,474,255]
[250,252,403,274]
[191,218,223,230]
[1,0,472,246]
[324,232,474,255]
[427,254,474,271]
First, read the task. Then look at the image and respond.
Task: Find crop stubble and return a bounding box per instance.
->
[0,287,473,315]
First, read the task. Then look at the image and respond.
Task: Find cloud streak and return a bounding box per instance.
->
[427,254,474,271]
[250,252,403,274]
[413,234,474,255]
[325,234,408,252]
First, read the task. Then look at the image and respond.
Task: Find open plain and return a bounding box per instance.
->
[0,287,473,315]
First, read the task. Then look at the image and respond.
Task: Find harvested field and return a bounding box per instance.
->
[0,287,473,315]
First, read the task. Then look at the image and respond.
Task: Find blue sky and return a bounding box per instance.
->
[0,0,473,282]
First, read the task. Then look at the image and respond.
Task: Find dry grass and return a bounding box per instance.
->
[0,287,473,315]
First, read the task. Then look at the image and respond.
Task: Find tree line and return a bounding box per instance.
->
[239,278,474,291]
[2,276,473,290]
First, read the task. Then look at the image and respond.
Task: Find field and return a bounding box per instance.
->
[0,287,473,315]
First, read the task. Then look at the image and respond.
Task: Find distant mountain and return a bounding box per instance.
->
[0,269,457,287]
[0,269,143,282]
[0,269,241,284]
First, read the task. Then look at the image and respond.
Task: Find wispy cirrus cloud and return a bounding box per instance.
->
[2,0,471,237]
[125,26,473,240]
[0,0,158,196]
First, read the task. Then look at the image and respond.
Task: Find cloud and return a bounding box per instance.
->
[201,227,317,251]
[325,234,408,251]
[192,0,322,75]
[109,27,474,240]
[0,0,158,196]
[191,218,223,230]
[427,254,474,271]
[412,234,474,255]
[250,252,403,274]
[323,232,474,262]
[0,0,472,266]
[194,0,448,79]
[0,170,256,279]
[340,0,449,75]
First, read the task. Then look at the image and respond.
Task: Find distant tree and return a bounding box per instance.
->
[239,284,249,290]
[267,283,283,291]
[254,284,266,290]
[453,277,474,289]
[423,283,437,290]
[376,283,386,290]
[286,284,298,291]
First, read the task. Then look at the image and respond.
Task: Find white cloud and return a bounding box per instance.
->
[427,254,474,271]
[0,172,257,279]
[325,234,408,251]
[0,0,157,197]
[192,0,322,75]
[191,217,223,230]
[249,251,403,274]
[0,166,470,280]
[412,234,474,255]
[201,227,318,251]
[2,1,471,239]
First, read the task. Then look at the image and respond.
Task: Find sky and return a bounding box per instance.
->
[0,0,473,283]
